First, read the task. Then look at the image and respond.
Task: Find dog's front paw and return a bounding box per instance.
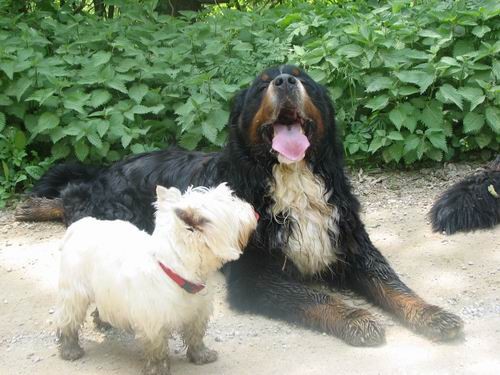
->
[340,309,386,347]
[142,359,170,375]
[418,305,464,341]
[187,347,218,365]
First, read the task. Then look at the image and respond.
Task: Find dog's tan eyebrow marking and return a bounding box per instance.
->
[261,73,270,81]
[292,68,300,76]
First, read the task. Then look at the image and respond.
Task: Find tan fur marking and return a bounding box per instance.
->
[250,86,278,144]
[302,299,385,346]
[302,92,324,137]
[269,161,338,275]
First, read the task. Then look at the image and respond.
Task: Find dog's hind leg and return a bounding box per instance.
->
[55,289,89,360]
[346,233,464,341]
[142,335,171,375]
[183,314,218,365]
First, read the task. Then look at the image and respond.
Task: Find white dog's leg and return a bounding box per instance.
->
[56,289,89,361]
[142,335,171,375]
[183,316,218,365]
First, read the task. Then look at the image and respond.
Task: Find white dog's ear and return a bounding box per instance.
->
[156,185,181,204]
[174,207,210,232]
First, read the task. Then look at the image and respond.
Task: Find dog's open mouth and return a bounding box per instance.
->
[260,107,312,164]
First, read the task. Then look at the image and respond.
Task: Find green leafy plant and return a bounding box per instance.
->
[0,0,499,206]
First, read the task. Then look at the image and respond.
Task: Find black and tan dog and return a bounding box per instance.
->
[17,65,463,346]
[430,155,500,235]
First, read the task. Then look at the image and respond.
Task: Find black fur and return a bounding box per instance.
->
[26,66,463,345]
[430,155,500,235]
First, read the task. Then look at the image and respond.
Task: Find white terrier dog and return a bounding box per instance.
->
[55,183,258,375]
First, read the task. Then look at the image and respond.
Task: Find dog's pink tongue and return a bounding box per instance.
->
[272,124,310,163]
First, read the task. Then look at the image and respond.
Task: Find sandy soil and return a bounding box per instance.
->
[1,163,499,375]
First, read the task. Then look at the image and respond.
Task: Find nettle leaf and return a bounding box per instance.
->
[26,88,56,105]
[475,133,492,148]
[12,77,32,101]
[463,112,484,134]
[37,112,60,133]
[404,134,421,153]
[129,83,149,104]
[337,44,363,58]
[394,70,434,93]
[425,148,443,162]
[51,142,71,160]
[493,60,500,80]
[202,122,218,143]
[368,136,384,153]
[74,141,89,162]
[364,95,389,111]
[389,107,405,130]
[91,51,112,67]
[25,165,44,180]
[63,91,91,114]
[383,142,404,163]
[94,119,109,137]
[0,61,15,79]
[459,87,485,111]
[437,84,463,110]
[90,89,112,108]
[179,130,202,151]
[472,25,491,38]
[420,101,443,129]
[366,76,393,93]
[0,112,5,132]
[206,109,229,131]
[388,131,404,141]
[426,130,448,152]
[121,134,133,149]
[485,107,500,134]
[86,132,103,149]
[0,94,13,106]
[106,80,128,94]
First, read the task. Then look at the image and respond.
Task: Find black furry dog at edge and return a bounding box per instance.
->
[17,65,463,346]
[429,155,500,235]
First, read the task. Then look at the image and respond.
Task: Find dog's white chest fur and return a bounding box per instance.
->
[269,161,339,275]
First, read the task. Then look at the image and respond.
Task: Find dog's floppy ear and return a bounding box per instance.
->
[156,185,181,204]
[174,207,210,232]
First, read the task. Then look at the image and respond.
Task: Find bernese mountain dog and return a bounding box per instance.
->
[17,65,463,346]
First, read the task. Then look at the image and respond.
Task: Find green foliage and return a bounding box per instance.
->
[0,0,499,206]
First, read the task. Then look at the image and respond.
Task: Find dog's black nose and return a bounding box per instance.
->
[273,74,297,89]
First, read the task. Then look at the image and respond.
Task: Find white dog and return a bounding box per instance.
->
[55,183,258,375]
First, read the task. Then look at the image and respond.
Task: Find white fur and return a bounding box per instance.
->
[55,183,257,373]
[269,161,339,275]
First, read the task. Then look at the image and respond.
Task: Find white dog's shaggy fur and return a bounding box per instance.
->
[55,183,257,375]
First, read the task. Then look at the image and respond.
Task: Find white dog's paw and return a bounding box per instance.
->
[142,358,170,375]
[59,342,84,361]
[187,347,218,365]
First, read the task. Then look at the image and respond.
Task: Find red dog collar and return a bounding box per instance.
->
[158,261,205,294]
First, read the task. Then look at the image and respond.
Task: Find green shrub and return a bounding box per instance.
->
[0,0,499,206]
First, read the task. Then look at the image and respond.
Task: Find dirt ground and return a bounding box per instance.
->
[1,162,499,375]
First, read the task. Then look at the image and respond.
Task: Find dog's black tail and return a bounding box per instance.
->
[429,155,500,235]
[15,163,101,222]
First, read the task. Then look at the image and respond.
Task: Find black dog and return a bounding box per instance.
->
[17,65,463,346]
[430,155,500,235]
